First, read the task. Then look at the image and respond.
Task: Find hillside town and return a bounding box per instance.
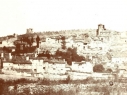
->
[0,24,127,80]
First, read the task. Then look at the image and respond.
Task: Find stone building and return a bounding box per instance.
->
[96,24,111,42]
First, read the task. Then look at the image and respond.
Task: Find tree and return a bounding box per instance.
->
[66,58,72,65]
[29,37,33,47]
[2,46,11,53]
[23,37,27,42]
[61,36,66,49]
[71,47,79,61]
[66,49,72,59]
[3,46,6,52]
[27,37,31,47]
[31,37,34,44]
[55,49,62,58]
[66,47,85,62]
[55,49,60,57]
[20,37,23,43]
[93,64,105,72]
[36,35,40,48]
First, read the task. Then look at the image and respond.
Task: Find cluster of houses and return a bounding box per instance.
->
[0,24,127,79]
[1,51,127,80]
[1,52,94,80]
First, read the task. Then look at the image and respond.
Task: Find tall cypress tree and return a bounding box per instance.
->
[36,35,40,48]
[61,36,66,49]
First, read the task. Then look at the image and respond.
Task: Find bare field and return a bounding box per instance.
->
[1,74,127,95]
[0,74,39,81]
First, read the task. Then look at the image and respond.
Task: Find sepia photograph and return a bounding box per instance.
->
[0,0,127,95]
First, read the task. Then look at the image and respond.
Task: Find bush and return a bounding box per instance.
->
[85,77,94,84]
[106,68,112,73]
[39,78,50,85]
[93,64,105,72]
[64,75,70,84]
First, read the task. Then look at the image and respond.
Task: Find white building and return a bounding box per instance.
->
[30,59,44,73]
[71,62,93,73]
[2,61,13,70]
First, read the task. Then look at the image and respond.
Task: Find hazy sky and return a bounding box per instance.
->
[0,0,127,36]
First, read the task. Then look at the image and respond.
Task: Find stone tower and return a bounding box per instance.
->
[96,24,106,36]
[26,28,33,34]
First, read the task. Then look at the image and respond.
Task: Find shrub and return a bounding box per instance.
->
[62,75,70,84]
[23,88,30,95]
[106,68,112,73]
[83,77,94,84]
[39,78,50,85]
[93,64,105,72]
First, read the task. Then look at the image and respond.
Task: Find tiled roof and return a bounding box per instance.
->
[48,61,65,64]
[12,60,32,64]
[29,57,45,60]
[3,60,13,63]
[74,62,85,64]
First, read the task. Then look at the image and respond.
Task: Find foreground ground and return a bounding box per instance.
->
[0,74,127,95]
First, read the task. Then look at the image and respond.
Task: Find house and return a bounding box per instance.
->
[74,41,84,53]
[111,51,127,64]
[71,62,80,71]
[1,57,44,76]
[2,61,13,70]
[0,40,15,47]
[55,61,66,74]
[48,60,66,74]
[3,58,47,76]
[118,65,127,77]
[71,62,93,73]
[0,34,17,48]
[79,62,93,73]
[46,37,56,44]
[30,58,45,73]
[88,39,109,51]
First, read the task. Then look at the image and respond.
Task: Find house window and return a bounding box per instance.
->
[84,43,87,45]
[34,69,37,72]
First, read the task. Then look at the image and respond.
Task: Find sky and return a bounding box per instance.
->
[0,0,127,36]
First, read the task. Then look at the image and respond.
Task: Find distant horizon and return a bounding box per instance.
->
[0,24,126,37]
[0,0,127,36]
